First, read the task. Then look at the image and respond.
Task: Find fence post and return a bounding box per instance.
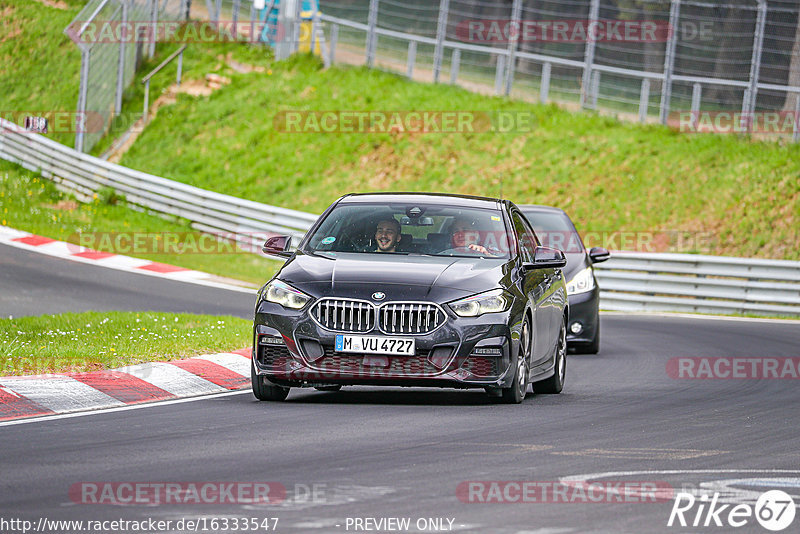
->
[639,78,650,122]
[793,93,800,143]
[292,0,302,54]
[743,0,767,132]
[366,0,379,67]
[233,0,240,36]
[407,40,417,79]
[691,82,702,129]
[503,0,522,95]
[432,0,450,83]
[540,62,551,103]
[148,0,158,58]
[75,48,91,153]
[590,70,600,109]
[495,54,506,95]
[329,23,338,65]
[660,0,681,124]
[115,0,129,114]
[215,0,222,21]
[580,0,600,108]
[450,48,460,84]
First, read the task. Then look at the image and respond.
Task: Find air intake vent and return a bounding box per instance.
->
[378,302,445,335]
[311,298,375,333]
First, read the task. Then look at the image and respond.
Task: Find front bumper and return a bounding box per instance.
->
[566,285,599,345]
[252,301,517,390]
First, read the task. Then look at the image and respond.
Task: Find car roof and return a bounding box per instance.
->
[517,204,567,215]
[340,192,504,209]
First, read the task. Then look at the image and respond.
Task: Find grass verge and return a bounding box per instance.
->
[0,160,280,285]
[0,311,251,376]
[114,53,798,260]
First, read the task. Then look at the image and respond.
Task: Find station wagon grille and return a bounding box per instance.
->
[378,303,445,335]
[311,299,375,332]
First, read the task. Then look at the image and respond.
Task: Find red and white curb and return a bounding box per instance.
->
[0,348,253,421]
[0,226,256,294]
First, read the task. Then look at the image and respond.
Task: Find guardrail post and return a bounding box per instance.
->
[580,0,600,108]
[503,0,522,95]
[406,41,416,79]
[742,0,767,132]
[329,23,338,65]
[432,0,449,83]
[659,0,681,124]
[76,48,91,152]
[494,54,506,95]
[639,78,650,122]
[115,0,129,114]
[366,0,379,67]
[540,62,551,103]
[690,82,702,129]
[450,48,460,84]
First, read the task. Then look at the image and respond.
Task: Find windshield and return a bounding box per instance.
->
[521,210,585,253]
[303,202,511,259]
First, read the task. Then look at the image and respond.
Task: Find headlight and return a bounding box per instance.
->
[263,279,312,310]
[449,289,511,317]
[566,267,595,295]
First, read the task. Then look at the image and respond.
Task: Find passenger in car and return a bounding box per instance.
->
[374,218,402,253]
[450,216,497,256]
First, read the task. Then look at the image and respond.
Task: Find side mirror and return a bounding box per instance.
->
[262,236,293,258]
[588,246,610,264]
[524,246,567,270]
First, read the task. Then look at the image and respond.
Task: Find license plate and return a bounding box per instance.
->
[335,335,415,356]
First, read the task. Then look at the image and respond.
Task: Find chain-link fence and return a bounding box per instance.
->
[65,0,187,153]
[317,0,800,140]
[64,0,800,146]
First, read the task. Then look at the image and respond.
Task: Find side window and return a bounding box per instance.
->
[511,212,536,263]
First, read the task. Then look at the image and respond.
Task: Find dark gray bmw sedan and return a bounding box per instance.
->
[252,193,568,403]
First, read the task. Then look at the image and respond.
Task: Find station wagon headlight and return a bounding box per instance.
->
[566,267,595,295]
[264,279,312,310]
[449,289,511,317]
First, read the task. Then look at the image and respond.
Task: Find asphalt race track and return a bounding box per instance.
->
[0,243,254,318]
[2,249,799,533]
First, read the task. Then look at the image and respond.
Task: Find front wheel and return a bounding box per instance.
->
[533,316,567,394]
[251,361,290,401]
[501,316,531,404]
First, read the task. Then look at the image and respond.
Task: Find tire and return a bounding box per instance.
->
[314,385,342,392]
[500,316,531,404]
[533,316,566,394]
[251,360,290,401]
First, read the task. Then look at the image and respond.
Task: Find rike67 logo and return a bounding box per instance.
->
[668,490,796,531]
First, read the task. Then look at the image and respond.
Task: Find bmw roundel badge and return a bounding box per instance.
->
[372,292,386,301]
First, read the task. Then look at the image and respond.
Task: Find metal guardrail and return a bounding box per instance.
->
[1,118,798,316]
[0,117,317,249]
[595,252,800,315]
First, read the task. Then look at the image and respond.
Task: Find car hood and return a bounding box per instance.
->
[563,251,591,281]
[278,251,511,302]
